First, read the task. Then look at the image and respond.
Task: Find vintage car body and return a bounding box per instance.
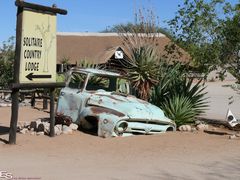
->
[56,68,176,137]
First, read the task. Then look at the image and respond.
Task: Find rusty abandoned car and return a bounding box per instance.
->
[56,68,176,137]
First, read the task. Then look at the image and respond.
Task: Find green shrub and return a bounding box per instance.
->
[0,37,15,88]
[56,73,65,82]
[150,63,208,127]
[54,73,66,99]
[126,45,159,100]
[161,95,196,126]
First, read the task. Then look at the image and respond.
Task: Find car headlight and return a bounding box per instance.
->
[103,119,108,124]
[115,121,128,133]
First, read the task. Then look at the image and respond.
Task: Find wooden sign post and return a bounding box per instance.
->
[9,0,67,144]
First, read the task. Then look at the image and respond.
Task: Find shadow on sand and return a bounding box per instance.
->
[0,126,9,144]
[0,125,9,135]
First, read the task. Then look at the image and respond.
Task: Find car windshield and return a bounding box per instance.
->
[86,74,130,94]
[68,72,87,89]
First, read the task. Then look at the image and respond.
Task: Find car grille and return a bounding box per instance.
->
[125,121,171,134]
[127,119,170,126]
[131,128,162,133]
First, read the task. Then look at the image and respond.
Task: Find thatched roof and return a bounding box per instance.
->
[57,32,190,65]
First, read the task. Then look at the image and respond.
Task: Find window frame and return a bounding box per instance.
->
[67,71,87,90]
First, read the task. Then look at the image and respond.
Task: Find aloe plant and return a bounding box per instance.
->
[78,59,99,69]
[126,45,159,100]
[162,95,196,126]
[151,62,209,126]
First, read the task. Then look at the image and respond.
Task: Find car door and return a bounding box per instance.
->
[56,71,87,122]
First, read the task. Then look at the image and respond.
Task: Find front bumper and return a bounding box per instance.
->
[125,121,175,134]
[110,120,176,137]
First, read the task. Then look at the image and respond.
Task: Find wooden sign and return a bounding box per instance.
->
[20,9,57,83]
[9,0,67,145]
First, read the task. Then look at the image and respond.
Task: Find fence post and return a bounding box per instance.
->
[49,88,55,137]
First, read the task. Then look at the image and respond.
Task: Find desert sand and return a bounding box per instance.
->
[0,81,240,180]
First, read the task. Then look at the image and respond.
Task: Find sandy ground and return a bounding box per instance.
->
[0,81,240,180]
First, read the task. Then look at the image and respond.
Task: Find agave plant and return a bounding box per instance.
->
[162,95,196,126]
[115,8,164,100]
[151,62,209,126]
[150,62,186,106]
[174,78,209,116]
[78,59,99,69]
[126,45,159,100]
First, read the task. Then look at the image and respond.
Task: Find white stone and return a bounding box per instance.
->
[30,131,36,136]
[19,99,31,107]
[54,125,62,136]
[191,127,197,132]
[62,125,73,135]
[178,125,192,132]
[229,135,237,139]
[0,103,11,107]
[196,124,208,131]
[36,119,42,127]
[195,120,202,125]
[178,125,184,131]
[20,128,28,134]
[36,132,44,136]
[24,121,30,128]
[69,123,78,131]
[235,133,240,137]
[17,121,24,130]
[185,125,192,132]
[42,122,50,135]
[4,94,11,100]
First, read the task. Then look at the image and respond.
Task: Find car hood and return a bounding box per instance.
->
[87,91,173,124]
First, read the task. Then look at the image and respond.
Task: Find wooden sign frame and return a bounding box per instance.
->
[9,0,67,144]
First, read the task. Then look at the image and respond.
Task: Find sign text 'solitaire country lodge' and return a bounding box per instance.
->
[20,9,57,83]
[9,0,67,144]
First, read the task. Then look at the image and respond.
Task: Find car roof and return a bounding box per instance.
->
[71,67,122,77]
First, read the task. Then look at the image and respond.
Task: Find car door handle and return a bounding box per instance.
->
[60,92,65,96]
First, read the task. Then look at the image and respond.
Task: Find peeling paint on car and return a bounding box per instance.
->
[56,68,176,137]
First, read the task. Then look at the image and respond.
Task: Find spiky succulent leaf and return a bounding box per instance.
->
[162,95,196,126]
[127,45,159,100]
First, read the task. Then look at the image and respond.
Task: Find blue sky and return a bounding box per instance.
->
[0,0,238,44]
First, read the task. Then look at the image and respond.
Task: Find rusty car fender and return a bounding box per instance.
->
[78,106,126,137]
